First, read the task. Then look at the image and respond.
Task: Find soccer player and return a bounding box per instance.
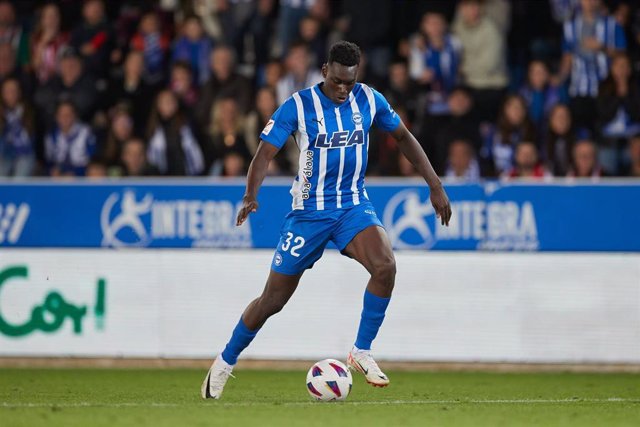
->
[202,41,452,399]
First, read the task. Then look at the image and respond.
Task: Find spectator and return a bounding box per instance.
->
[550,0,580,24]
[222,150,246,177]
[172,15,213,87]
[376,107,410,176]
[558,0,626,131]
[453,0,508,122]
[623,134,640,177]
[245,86,292,174]
[612,1,640,70]
[29,3,69,86]
[262,59,283,91]
[444,139,480,181]
[299,16,326,68]
[111,0,146,63]
[245,87,276,155]
[70,0,113,79]
[170,61,198,109]
[503,140,550,179]
[0,78,34,177]
[129,11,170,87]
[44,101,96,177]
[119,137,157,177]
[519,60,567,133]
[85,159,107,178]
[480,94,537,176]
[383,61,420,123]
[0,0,28,67]
[0,42,28,99]
[208,97,251,175]
[409,12,461,115]
[544,104,576,176]
[146,89,204,176]
[596,52,640,174]
[481,0,511,35]
[195,45,252,129]
[567,138,606,177]
[275,0,315,58]
[34,48,98,128]
[236,0,278,73]
[338,0,392,81]
[276,41,322,105]
[101,104,133,168]
[433,86,481,174]
[106,50,153,135]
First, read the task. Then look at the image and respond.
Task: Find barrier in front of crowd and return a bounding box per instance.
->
[0,178,638,251]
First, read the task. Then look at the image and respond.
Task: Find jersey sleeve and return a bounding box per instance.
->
[260,97,298,149]
[371,88,401,132]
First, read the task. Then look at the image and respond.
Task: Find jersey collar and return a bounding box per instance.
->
[314,83,352,108]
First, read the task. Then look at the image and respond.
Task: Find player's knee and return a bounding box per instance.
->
[371,257,396,288]
[260,294,288,317]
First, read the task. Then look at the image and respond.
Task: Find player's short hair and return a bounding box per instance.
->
[328,41,361,67]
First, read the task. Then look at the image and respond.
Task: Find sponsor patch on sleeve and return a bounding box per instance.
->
[262,119,275,135]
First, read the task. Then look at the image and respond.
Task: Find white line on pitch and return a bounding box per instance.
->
[1,398,638,408]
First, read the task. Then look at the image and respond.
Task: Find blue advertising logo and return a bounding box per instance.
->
[99,189,252,248]
[382,189,539,250]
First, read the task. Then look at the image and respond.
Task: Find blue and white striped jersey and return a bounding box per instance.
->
[562,13,626,97]
[260,82,401,211]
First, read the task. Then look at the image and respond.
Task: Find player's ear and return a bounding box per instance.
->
[321,63,328,78]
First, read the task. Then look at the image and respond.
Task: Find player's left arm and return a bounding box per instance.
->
[392,122,452,226]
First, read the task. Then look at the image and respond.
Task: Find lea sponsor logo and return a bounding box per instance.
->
[313,130,364,149]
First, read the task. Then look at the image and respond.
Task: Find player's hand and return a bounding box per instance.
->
[430,184,452,227]
[236,196,259,226]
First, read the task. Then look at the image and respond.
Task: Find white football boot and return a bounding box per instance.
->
[201,355,235,399]
[347,348,390,387]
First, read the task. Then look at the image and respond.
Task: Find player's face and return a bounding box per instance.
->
[322,62,358,104]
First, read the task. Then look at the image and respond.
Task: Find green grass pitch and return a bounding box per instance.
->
[1,368,639,426]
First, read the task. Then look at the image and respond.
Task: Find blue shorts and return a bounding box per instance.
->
[271,201,384,275]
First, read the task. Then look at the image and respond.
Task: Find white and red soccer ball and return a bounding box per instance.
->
[306,359,353,401]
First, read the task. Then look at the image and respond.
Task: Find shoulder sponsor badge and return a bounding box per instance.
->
[262,119,275,135]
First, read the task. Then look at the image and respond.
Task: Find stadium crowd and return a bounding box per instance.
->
[0,0,639,180]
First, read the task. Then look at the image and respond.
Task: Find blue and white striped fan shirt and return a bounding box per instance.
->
[261,82,401,211]
[562,13,626,97]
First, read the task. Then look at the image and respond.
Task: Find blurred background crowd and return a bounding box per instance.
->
[0,0,639,180]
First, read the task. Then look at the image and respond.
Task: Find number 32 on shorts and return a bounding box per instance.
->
[281,232,305,257]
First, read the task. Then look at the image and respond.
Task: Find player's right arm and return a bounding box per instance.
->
[236,97,298,226]
[236,141,279,226]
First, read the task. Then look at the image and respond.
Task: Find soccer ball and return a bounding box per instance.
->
[306,359,353,401]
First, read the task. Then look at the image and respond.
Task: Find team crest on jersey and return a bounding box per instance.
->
[262,119,275,135]
[352,112,363,125]
[274,252,283,266]
[314,130,364,148]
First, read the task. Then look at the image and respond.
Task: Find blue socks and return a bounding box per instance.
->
[221,317,259,365]
[354,290,391,351]
[221,290,390,364]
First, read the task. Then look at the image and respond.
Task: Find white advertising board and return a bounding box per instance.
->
[0,250,638,363]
